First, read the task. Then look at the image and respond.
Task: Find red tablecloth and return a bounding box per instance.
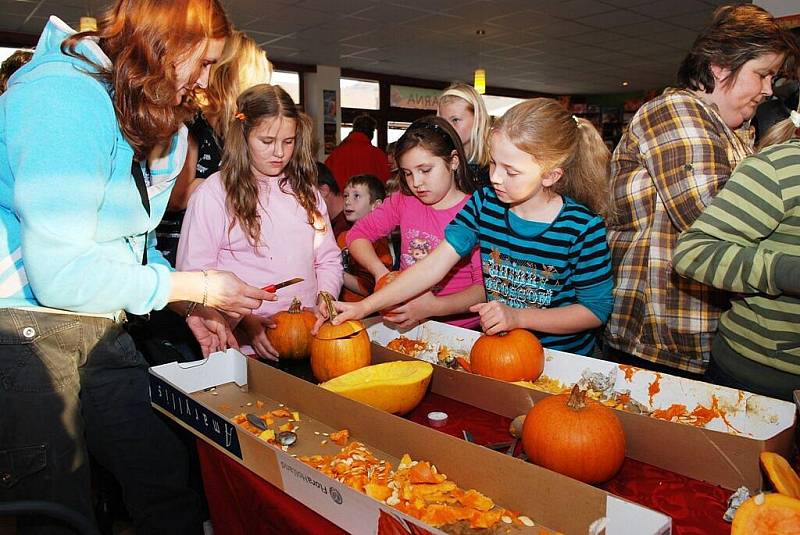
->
[198,392,732,535]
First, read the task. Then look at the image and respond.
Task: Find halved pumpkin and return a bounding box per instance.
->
[760,452,800,499]
[320,361,433,414]
[732,493,800,534]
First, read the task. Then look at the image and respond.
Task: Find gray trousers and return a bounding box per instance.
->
[0,308,201,534]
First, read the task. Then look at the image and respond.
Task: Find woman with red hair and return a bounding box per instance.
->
[0,1,270,532]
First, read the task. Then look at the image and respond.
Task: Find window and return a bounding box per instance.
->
[340,78,380,110]
[272,70,301,104]
[0,47,28,63]
[482,95,526,118]
[387,121,411,144]
[389,85,440,110]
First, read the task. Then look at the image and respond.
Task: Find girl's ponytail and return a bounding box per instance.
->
[568,117,611,218]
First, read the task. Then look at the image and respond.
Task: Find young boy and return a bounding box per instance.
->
[337,174,393,301]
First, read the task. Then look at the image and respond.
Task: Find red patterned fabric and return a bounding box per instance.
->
[198,392,732,534]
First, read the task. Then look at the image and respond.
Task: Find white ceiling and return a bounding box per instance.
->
[0,0,749,94]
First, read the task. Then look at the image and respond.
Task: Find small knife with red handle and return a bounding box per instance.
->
[261,277,304,292]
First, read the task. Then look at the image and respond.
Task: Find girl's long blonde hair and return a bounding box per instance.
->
[494,98,611,217]
[438,82,491,167]
[201,31,271,141]
[220,84,319,246]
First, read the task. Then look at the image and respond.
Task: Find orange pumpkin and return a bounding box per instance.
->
[760,452,800,499]
[266,298,316,359]
[310,292,371,382]
[732,493,800,534]
[469,329,544,382]
[522,385,625,484]
[374,271,403,316]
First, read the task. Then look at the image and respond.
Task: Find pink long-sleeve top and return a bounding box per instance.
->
[177,172,343,317]
[347,192,482,328]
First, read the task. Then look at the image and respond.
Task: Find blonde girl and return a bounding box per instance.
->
[346,116,484,328]
[330,99,614,356]
[178,84,343,360]
[438,82,492,186]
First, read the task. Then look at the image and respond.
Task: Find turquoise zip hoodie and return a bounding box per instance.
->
[0,17,185,315]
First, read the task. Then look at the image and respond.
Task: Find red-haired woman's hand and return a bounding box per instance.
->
[205,270,275,318]
[185,306,239,358]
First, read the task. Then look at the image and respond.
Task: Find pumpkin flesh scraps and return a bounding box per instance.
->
[387,336,429,357]
[330,429,350,446]
[299,443,523,530]
[231,404,298,446]
[760,452,800,499]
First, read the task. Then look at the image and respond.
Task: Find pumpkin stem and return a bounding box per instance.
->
[288,297,302,314]
[319,291,337,320]
[566,384,587,411]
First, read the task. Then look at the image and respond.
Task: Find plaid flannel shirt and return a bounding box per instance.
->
[605,88,754,374]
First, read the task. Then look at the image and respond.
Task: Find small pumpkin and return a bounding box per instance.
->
[266,298,316,359]
[374,271,403,316]
[469,329,544,382]
[522,385,625,484]
[321,361,433,414]
[732,492,800,535]
[760,452,800,499]
[310,292,371,382]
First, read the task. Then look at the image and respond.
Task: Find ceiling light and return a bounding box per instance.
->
[474,68,486,95]
[622,81,629,87]
[80,16,97,32]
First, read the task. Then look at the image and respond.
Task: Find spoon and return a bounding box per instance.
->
[277,431,298,447]
[246,413,267,431]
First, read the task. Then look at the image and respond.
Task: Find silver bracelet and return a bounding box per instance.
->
[201,270,208,307]
[185,301,198,318]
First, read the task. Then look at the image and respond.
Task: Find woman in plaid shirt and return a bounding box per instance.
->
[604,4,798,376]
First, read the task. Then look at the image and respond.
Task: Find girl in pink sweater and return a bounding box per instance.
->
[347,116,483,329]
[177,84,343,359]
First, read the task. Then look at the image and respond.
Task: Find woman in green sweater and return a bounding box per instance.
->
[674,129,800,400]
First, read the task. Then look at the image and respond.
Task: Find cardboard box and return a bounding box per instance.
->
[149,351,670,535]
[366,319,797,491]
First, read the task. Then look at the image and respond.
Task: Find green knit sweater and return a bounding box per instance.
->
[674,139,800,374]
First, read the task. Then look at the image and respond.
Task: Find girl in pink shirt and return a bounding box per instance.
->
[177,84,343,359]
[347,116,483,329]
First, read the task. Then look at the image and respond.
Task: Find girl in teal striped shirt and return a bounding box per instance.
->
[326,99,614,356]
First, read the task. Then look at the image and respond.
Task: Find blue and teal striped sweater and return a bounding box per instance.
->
[445,187,613,355]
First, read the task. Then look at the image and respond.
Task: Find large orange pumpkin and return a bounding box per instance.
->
[732,493,800,534]
[522,385,625,484]
[469,329,544,382]
[266,298,316,359]
[310,292,371,382]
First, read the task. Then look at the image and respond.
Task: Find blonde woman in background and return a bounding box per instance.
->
[157,31,271,265]
[437,81,492,187]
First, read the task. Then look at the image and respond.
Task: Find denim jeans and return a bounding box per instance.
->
[0,308,201,534]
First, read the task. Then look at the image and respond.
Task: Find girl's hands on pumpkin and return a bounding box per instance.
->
[240,314,279,361]
[205,270,275,318]
[382,291,435,329]
[185,305,239,358]
[311,299,367,334]
[470,301,519,335]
